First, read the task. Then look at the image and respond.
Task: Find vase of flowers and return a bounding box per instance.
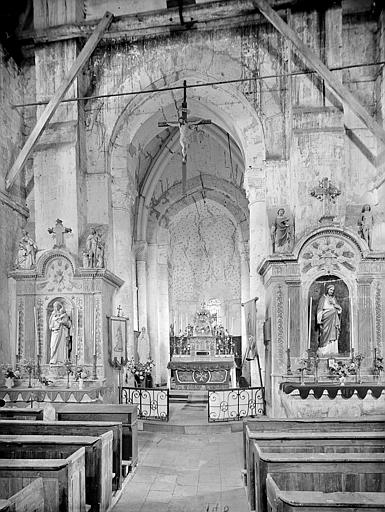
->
[328,358,358,383]
[373,352,383,380]
[3,367,21,388]
[296,355,309,385]
[126,357,155,388]
[75,368,89,389]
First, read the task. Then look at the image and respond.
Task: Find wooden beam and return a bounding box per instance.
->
[252,0,385,146]
[5,12,113,191]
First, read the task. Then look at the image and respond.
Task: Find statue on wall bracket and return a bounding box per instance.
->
[82,227,105,268]
[358,204,374,251]
[271,208,294,253]
[14,230,38,270]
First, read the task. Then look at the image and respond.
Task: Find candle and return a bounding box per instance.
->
[34,307,39,356]
[308,297,313,350]
[75,306,79,356]
[16,310,20,358]
[287,298,291,350]
[93,306,97,356]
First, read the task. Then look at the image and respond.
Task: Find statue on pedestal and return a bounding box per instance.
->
[137,326,150,363]
[316,285,342,356]
[83,228,105,268]
[15,231,38,269]
[49,301,72,364]
[358,204,374,250]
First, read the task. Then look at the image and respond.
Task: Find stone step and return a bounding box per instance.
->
[139,419,243,434]
[169,389,208,403]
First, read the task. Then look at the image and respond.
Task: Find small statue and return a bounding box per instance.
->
[15,230,38,269]
[137,326,150,363]
[49,301,72,364]
[95,239,105,268]
[271,208,292,253]
[358,204,374,250]
[83,228,105,268]
[316,284,342,356]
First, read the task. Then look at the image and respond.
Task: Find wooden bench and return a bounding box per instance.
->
[245,430,385,507]
[55,403,138,469]
[0,420,123,491]
[266,473,385,512]
[0,477,44,512]
[0,447,86,512]
[0,434,113,512]
[0,408,44,420]
[243,416,385,471]
[253,445,385,512]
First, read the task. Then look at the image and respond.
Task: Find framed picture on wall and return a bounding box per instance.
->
[107,316,128,366]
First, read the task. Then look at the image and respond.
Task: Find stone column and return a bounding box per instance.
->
[244,165,269,386]
[287,278,301,357]
[157,241,170,386]
[135,241,148,331]
[240,241,250,381]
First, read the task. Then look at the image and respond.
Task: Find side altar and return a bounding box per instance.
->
[3,221,124,405]
[168,307,235,390]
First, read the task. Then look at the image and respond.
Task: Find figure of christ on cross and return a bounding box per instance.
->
[158,80,211,194]
[310,177,341,224]
[48,219,72,248]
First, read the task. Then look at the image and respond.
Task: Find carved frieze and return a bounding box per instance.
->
[274,284,285,373]
[375,283,383,352]
[300,236,359,274]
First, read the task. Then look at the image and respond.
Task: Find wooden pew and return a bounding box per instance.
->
[55,403,138,470]
[0,434,112,512]
[252,444,385,512]
[0,446,86,512]
[0,501,8,512]
[243,416,385,472]
[246,432,385,510]
[0,408,44,420]
[0,420,123,491]
[1,477,44,512]
[266,473,385,512]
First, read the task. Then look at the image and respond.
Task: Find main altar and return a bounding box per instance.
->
[168,306,235,390]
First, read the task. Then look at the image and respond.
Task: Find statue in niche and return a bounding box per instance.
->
[15,231,38,269]
[316,284,342,356]
[137,326,150,363]
[83,228,105,268]
[271,208,293,253]
[49,301,72,364]
[358,204,374,250]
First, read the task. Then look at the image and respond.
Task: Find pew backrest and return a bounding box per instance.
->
[6,477,44,512]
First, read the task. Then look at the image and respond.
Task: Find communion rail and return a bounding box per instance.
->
[120,386,169,421]
[208,387,265,422]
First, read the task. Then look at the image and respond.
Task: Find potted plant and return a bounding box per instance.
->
[126,357,155,388]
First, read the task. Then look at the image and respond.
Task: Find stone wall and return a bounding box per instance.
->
[0,44,28,365]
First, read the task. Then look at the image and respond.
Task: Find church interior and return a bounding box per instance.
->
[0,0,385,511]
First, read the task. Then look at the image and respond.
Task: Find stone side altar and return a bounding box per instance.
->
[6,229,124,403]
[168,307,235,390]
[258,225,385,418]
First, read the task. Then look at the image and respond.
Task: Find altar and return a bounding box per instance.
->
[168,309,235,390]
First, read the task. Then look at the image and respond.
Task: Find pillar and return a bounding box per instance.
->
[244,165,269,386]
[135,241,148,331]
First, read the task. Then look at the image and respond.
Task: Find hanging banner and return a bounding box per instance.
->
[243,297,258,360]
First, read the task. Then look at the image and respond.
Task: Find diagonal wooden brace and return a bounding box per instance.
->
[253,0,385,147]
[5,11,113,191]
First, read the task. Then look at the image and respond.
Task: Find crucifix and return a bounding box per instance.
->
[47,219,72,248]
[310,177,341,225]
[117,305,122,317]
[158,80,211,195]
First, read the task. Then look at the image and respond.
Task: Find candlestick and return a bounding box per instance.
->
[93,306,97,357]
[286,347,292,375]
[16,310,20,360]
[287,298,291,350]
[75,306,78,357]
[308,297,313,350]
[93,353,97,380]
[33,307,39,356]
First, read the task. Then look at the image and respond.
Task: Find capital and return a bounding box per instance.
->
[244,166,266,204]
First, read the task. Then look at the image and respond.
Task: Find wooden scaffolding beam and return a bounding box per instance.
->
[5,11,113,191]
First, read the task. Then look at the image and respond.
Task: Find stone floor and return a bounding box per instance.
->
[112,404,248,512]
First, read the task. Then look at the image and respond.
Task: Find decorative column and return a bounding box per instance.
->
[135,241,148,331]
[157,240,170,386]
[357,276,373,356]
[244,165,269,386]
[286,278,301,357]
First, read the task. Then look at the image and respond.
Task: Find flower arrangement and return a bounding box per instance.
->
[39,376,53,386]
[3,366,21,380]
[74,367,89,381]
[328,359,356,378]
[373,356,384,375]
[126,357,155,382]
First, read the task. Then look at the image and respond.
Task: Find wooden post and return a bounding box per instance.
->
[252,0,385,146]
[5,11,114,190]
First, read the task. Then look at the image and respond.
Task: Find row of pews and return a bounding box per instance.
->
[0,403,138,512]
[242,416,385,512]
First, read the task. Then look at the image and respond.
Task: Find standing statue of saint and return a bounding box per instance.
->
[86,228,99,268]
[271,208,292,253]
[49,301,72,364]
[137,326,150,363]
[358,204,374,250]
[316,284,342,356]
[15,231,38,269]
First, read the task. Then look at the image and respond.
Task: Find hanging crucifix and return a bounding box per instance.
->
[158,80,211,195]
[310,177,341,225]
